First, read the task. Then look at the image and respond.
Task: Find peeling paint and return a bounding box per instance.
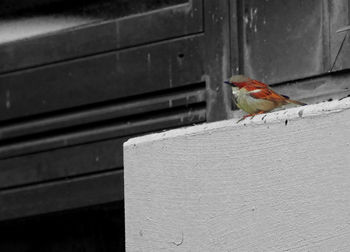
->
[245,7,258,32]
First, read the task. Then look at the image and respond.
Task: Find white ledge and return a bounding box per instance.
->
[124,97,350,251]
[125,97,350,146]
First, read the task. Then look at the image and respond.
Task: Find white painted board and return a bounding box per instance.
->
[124,98,350,251]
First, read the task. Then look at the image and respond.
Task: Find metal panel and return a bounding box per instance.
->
[0,138,126,189]
[0,0,203,74]
[329,0,350,71]
[0,36,204,121]
[238,0,328,84]
[0,170,124,221]
[203,0,232,122]
[0,105,206,159]
[0,105,206,188]
[0,84,206,140]
[0,0,236,222]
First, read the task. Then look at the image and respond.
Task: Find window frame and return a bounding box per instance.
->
[0,0,203,74]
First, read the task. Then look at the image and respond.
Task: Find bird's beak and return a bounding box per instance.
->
[224,81,233,86]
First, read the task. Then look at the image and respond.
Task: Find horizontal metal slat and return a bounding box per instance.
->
[0,83,206,141]
[0,105,206,160]
[0,170,124,222]
[0,137,127,190]
[0,35,205,121]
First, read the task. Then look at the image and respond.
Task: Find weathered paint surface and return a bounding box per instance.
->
[240,0,326,83]
[124,98,350,251]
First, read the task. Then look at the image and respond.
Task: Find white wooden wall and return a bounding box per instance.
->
[124,98,350,251]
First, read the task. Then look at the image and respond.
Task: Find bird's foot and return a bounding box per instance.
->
[237,114,253,123]
[237,111,265,123]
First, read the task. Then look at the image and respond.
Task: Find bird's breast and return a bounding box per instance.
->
[234,88,275,114]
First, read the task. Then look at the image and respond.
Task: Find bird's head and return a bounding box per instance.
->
[224,75,250,88]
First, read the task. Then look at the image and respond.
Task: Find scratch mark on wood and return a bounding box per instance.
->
[171,231,184,247]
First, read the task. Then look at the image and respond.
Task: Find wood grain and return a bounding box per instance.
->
[124,98,350,251]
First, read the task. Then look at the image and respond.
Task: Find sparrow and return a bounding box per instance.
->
[224,75,306,122]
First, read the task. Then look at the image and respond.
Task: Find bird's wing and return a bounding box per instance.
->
[247,87,287,103]
[249,79,269,88]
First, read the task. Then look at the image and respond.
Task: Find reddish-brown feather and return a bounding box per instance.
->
[250,79,269,88]
[243,85,287,103]
[231,77,293,104]
[231,79,268,89]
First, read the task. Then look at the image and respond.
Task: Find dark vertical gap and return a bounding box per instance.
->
[236,0,245,74]
[228,0,232,75]
[201,0,205,33]
[324,0,331,72]
[228,0,235,75]
[348,0,350,23]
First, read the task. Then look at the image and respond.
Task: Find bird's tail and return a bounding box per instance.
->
[286,99,307,106]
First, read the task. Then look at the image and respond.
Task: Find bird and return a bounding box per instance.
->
[224,75,306,122]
